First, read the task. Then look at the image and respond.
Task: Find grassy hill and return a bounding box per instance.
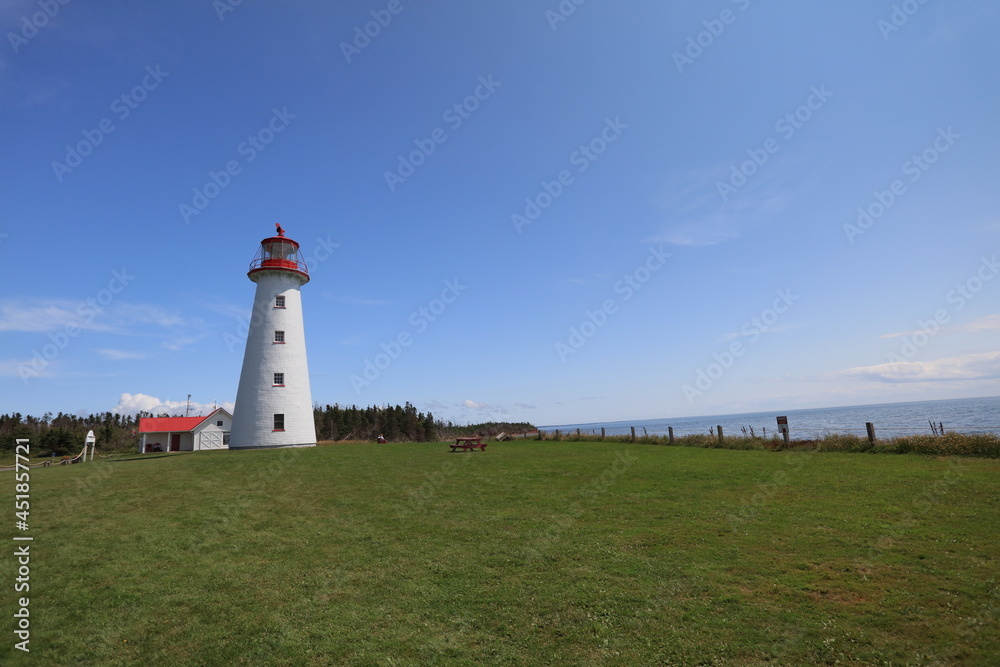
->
[2,442,998,665]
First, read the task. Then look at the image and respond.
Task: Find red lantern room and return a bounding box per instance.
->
[248,223,309,283]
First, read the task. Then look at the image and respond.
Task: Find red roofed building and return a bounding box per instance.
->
[138,408,232,453]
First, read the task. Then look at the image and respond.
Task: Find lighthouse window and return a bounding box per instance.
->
[274,330,285,343]
[274,295,286,308]
[273,414,284,431]
[273,372,285,386]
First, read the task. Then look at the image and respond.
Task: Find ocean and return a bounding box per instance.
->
[539,396,1000,440]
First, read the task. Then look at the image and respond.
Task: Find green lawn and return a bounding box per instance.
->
[2,442,998,665]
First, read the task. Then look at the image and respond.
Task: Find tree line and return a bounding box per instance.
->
[0,411,140,457]
[314,403,437,442]
[313,404,534,442]
[0,405,537,456]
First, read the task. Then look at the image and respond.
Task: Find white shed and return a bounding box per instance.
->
[138,409,233,453]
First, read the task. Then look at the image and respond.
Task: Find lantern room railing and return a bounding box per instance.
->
[249,256,309,273]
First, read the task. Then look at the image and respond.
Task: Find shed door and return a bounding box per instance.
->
[201,431,224,449]
[170,434,181,451]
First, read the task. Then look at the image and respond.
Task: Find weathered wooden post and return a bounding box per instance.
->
[630,426,636,442]
[866,422,876,445]
[668,426,674,444]
[717,426,724,445]
[601,427,605,440]
[555,429,560,440]
[576,428,581,439]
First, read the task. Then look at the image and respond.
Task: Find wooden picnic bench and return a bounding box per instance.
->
[449,437,487,452]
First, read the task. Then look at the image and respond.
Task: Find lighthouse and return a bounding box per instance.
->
[229,224,317,450]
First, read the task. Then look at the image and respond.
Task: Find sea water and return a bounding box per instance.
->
[540,396,1000,440]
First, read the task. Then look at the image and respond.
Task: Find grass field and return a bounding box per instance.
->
[2,442,998,665]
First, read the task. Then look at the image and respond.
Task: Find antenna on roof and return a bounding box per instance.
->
[186,394,192,417]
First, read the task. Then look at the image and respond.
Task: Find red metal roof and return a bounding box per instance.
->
[138,409,227,433]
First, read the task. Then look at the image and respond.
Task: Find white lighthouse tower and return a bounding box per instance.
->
[230,224,317,450]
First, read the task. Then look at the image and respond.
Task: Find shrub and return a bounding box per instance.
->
[535,428,1000,458]
[674,434,718,449]
[816,434,872,453]
[892,432,1000,458]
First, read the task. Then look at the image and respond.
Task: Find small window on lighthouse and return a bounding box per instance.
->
[274,295,286,308]
[273,414,284,431]
[273,373,284,386]
[274,330,285,343]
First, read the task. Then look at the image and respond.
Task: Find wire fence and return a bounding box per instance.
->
[533,424,1000,440]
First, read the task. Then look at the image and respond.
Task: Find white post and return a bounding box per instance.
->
[85,430,96,463]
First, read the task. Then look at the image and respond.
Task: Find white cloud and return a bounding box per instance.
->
[0,299,192,333]
[112,392,234,417]
[957,314,1000,334]
[657,233,738,247]
[0,300,116,333]
[649,217,741,247]
[0,358,56,379]
[839,351,1000,383]
[650,147,802,247]
[0,299,204,357]
[162,334,203,352]
[95,349,147,360]
[459,400,514,424]
[879,330,913,340]
[110,303,188,328]
[881,313,1000,339]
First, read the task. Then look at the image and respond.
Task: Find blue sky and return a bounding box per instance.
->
[2,0,998,426]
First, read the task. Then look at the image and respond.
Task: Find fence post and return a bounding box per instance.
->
[601,427,605,440]
[668,426,674,444]
[717,426,724,445]
[630,426,636,442]
[576,428,581,439]
[537,429,542,441]
[866,422,876,445]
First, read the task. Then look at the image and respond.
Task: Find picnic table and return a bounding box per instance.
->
[450,437,487,452]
